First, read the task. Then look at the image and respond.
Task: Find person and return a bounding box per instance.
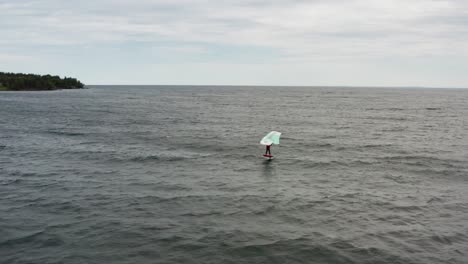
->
[265,143,272,155]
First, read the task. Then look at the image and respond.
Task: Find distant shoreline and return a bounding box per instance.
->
[0,87,88,92]
[0,72,84,91]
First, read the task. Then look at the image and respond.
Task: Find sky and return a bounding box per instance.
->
[1,0,468,87]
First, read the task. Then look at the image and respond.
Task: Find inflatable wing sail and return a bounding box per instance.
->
[260,131,281,145]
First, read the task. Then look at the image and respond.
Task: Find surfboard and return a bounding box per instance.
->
[263,154,273,158]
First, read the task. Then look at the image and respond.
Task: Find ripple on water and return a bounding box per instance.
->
[1,86,468,264]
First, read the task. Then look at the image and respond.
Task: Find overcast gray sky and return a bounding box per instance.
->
[1,0,468,87]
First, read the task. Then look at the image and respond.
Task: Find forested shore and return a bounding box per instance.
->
[0,72,84,91]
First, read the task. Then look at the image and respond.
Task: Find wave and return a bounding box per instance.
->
[363,116,410,121]
[365,107,406,111]
[361,143,393,148]
[179,209,241,217]
[129,154,185,162]
[430,232,467,245]
[126,151,214,162]
[311,142,334,148]
[0,230,44,245]
[132,194,225,205]
[285,158,373,169]
[0,178,22,185]
[383,158,468,178]
[381,127,406,132]
[300,160,347,169]
[0,229,64,248]
[391,205,425,213]
[376,155,466,167]
[45,130,85,137]
[224,236,402,264]
[4,171,38,178]
[383,174,414,184]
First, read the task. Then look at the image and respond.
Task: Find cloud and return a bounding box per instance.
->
[2,1,468,56]
[1,0,468,86]
[0,53,32,62]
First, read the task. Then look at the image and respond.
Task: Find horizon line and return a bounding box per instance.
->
[86,84,468,89]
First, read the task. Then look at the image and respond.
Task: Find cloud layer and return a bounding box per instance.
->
[1,0,468,86]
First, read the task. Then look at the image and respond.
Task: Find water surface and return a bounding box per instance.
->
[1,86,468,263]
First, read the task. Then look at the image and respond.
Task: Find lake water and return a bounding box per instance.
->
[1,86,468,264]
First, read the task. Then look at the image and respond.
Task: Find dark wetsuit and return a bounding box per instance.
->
[265,145,271,155]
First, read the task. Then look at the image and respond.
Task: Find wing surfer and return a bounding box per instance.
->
[265,143,272,156]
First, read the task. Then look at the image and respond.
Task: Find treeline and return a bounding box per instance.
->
[0,72,84,91]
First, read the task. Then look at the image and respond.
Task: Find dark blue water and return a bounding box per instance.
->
[1,86,468,264]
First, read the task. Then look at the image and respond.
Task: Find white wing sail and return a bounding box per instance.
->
[260,131,281,145]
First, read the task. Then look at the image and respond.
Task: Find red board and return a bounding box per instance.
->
[263,154,273,158]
